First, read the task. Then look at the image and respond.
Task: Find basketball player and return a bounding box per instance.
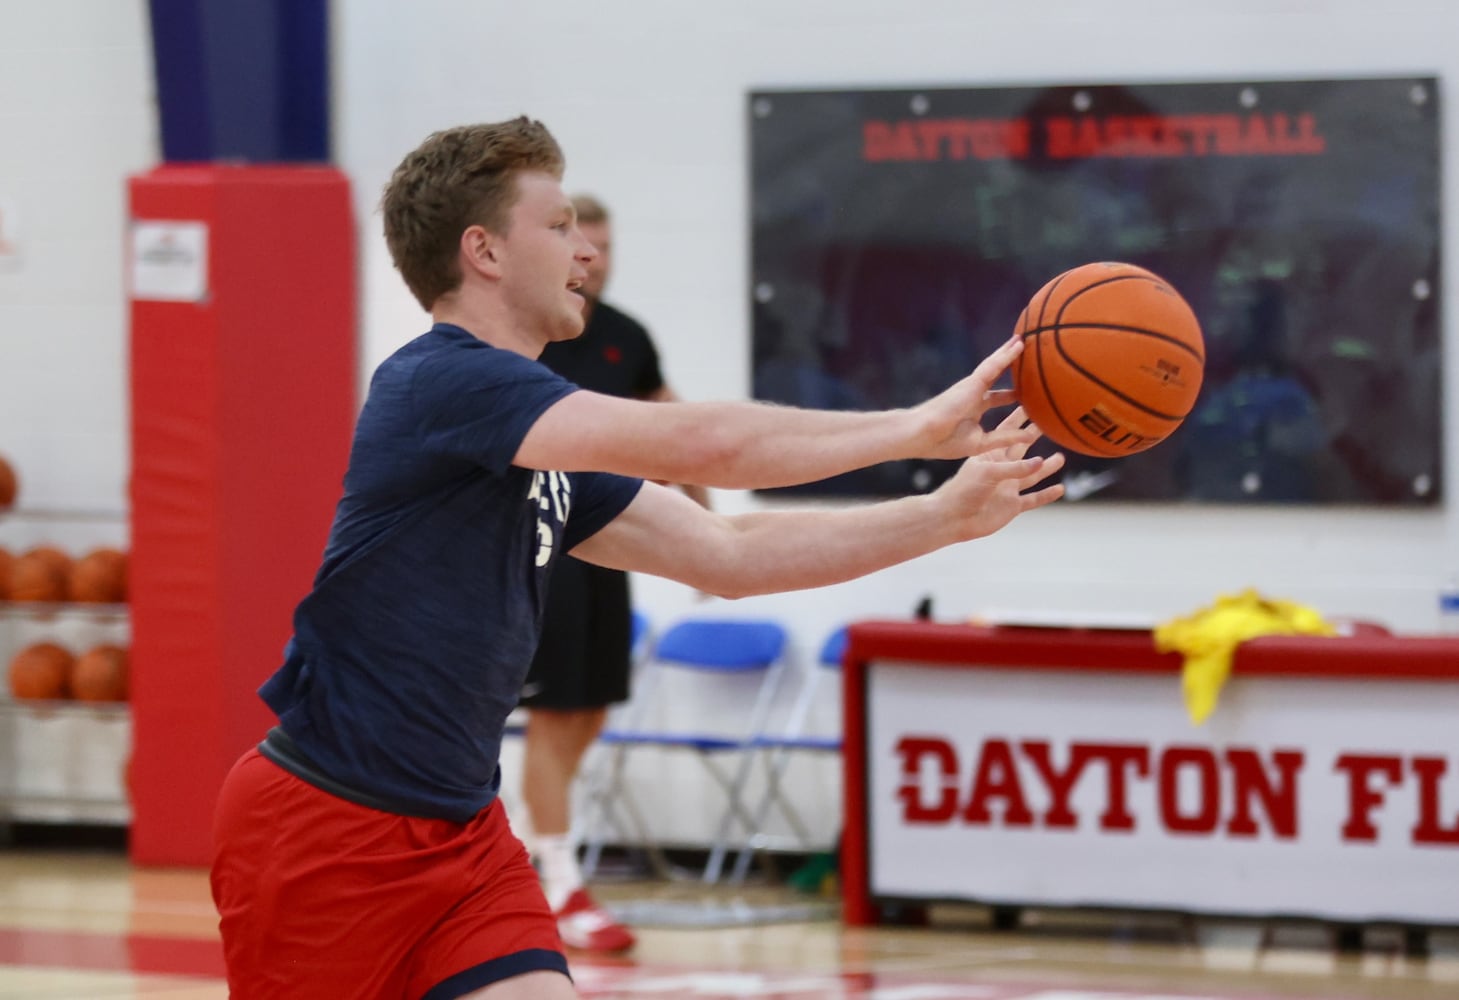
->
[209,116,1065,1000]
[519,193,709,953]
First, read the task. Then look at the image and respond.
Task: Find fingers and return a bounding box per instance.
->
[1022,449,1064,487]
[994,435,1034,464]
[1020,480,1066,511]
[983,408,1058,460]
[1013,451,1066,510]
[933,343,1023,448]
[979,423,1039,456]
[994,404,1029,432]
[968,335,1025,389]
[973,453,1046,483]
[975,450,1065,490]
[1018,451,1063,483]
[1021,474,1067,509]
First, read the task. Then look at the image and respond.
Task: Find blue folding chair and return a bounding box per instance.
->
[728,625,847,884]
[578,617,790,884]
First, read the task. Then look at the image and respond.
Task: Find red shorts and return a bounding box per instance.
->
[211,749,567,999]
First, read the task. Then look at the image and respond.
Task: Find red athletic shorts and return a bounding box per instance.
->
[211,749,567,999]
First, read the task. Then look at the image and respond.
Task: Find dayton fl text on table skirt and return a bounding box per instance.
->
[839,621,1459,928]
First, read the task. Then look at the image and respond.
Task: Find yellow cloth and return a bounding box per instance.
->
[1154,589,1335,725]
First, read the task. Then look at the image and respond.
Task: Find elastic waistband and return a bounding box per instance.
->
[258,727,458,820]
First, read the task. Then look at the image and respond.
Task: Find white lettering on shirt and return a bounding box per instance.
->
[528,470,573,567]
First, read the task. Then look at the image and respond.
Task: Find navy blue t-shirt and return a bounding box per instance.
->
[259,323,642,821]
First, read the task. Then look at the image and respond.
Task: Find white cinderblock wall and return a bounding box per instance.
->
[3,0,1457,848]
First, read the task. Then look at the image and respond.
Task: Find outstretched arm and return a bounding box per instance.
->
[570,408,1065,599]
[516,335,1031,491]
[644,383,712,509]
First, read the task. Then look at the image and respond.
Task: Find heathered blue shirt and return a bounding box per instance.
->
[259,323,642,821]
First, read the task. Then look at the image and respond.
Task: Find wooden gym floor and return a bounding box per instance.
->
[1,847,1457,999]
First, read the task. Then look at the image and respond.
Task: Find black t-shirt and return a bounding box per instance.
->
[538,301,665,399]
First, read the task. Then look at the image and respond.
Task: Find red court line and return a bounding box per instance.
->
[0,926,226,979]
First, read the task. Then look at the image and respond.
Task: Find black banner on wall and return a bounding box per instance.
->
[749,78,1441,504]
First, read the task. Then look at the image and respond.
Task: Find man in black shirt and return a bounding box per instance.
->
[520,195,709,953]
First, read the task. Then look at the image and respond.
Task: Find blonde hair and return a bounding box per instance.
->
[381,117,565,310]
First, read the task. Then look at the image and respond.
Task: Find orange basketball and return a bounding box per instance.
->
[0,454,15,509]
[10,545,72,603]
[71,644,129,702]
[9,642,74,701]
[1011,261,1205,458]
[69,547,129,604]
[0,547,12,600]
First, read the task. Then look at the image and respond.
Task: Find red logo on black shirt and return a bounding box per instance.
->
[603,346,623,364]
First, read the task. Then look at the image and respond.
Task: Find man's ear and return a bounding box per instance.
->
[461,224,503,280]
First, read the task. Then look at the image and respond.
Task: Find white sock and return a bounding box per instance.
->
[533,834,583,912]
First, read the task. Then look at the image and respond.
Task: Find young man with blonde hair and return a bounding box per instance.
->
[210,116,1064,999]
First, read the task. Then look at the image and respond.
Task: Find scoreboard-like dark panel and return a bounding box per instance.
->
[749,78,1441,504]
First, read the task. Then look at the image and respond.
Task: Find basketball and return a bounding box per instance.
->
[8,642,74,701]
[69,547,129,604]
[10,545,72,603]
[0,547,12,600]
[71,644,129,702]
[0,454,15,509]
[1011,261,1205,458]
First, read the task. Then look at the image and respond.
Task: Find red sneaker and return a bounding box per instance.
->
[554,888,636,953]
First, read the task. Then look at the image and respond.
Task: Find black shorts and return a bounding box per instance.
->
[521,556,632,710]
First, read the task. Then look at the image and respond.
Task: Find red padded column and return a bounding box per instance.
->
[128,166,355,865]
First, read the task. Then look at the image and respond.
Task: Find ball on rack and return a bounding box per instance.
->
[0,546,12,600]
[71,644,129,702]
[1011,261,1205,458]
[9,545,72,603]
[69,547,128,604]
[0,454,15,509]
[8,642,75,701]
